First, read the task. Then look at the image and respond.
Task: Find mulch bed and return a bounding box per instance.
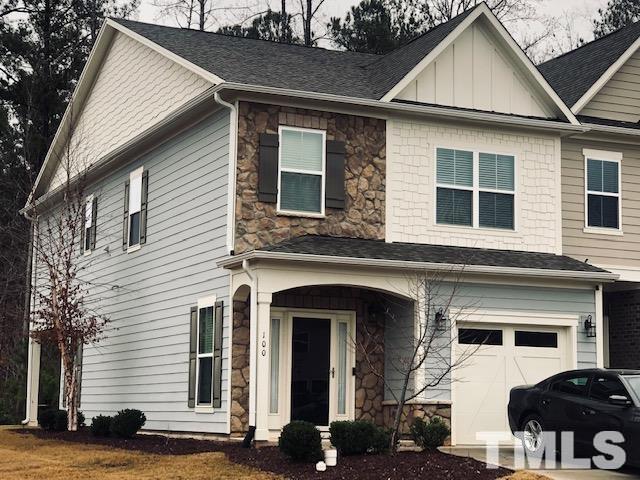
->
[15,428,512,480]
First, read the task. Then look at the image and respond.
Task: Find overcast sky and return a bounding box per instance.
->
[135,0,609,57]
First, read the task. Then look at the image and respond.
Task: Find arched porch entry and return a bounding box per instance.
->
[227,260,434,442]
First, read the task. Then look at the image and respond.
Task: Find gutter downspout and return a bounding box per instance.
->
[213,92,238,255]
[20,211,37,426]
[241,259,258,437]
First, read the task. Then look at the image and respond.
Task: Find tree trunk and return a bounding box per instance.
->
[389,372,411,453]
[198,0,205,31]
[281,0,287,42]
[304,0,312,45]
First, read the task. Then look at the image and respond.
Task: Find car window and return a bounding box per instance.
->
[590,376,628,402]
[550,375,590,396]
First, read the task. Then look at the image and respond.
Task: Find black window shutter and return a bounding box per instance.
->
[122,181,130,251]
[258,133,279,203]
[90,197,98,250]
[140,170,149,244]
[325,140,346,209]
[80,204,86,255]
[188,306,197,408]
[213,301,224,408]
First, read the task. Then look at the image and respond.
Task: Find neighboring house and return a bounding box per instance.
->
[22,2,616,446]
[539,21,640,371]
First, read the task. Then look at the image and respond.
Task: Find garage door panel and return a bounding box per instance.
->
[454,323,569,445]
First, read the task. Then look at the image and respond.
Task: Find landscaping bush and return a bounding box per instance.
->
[40,409,85,431]
[90,415,112,436]
[110,409,146,438]
[278,421,323,462]
[410,416,450,450]
[329,420,390,455]
[0,412,15,425]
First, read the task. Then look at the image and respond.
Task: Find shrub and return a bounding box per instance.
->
[39,409,57,430]
[90,415,112,436]
[410,416,450,451]
[53,410,68,431]
[0,412,14,425]
[110,409,146,438]
[329,420,390,455]
[278,421,323,462]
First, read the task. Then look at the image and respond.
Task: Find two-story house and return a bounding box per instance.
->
[540,21,640,371]
[23,2,615,446]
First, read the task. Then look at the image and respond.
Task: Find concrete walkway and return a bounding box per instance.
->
[441,446,640,479]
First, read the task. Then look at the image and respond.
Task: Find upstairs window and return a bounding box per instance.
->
[585,149,621,231]
[436,148,473,226]
[278,127,325,215]
[436,148,515,230]
[123,167,149,251]
[479,153,514,230]
[82,195,97,254]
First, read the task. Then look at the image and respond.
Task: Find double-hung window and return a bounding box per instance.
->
[123,167,148,251]
[436,148,473,226]
[278,126,326,215]
[436,148,515,230]
[82,195,97,254]
[478,153,515,229]
[128,168,143,247]
[585,149,622,232]
[196,302,214,406]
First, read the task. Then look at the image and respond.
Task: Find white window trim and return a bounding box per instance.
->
[127,167,144,253]
[276,125,326,218]
[583,149,623,236]
[83,194,94,256]
[434,147,518,232]
[195,295,216,413]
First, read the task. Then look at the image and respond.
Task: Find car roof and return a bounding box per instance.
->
[550,368,640,378]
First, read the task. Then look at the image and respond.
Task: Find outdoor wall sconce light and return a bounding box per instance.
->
[583,314,596,338]
[435,308,447,331]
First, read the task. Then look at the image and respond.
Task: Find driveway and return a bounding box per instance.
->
[441,446,640,480]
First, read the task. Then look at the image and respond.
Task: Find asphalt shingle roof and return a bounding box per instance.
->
[539,21,640,108]
[112,7,476,100]
[259,235,609,274]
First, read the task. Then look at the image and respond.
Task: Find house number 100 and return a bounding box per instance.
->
[261,332,267,356]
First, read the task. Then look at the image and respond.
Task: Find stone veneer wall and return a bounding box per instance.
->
[606,289,640,369]
[235,102,386,253]
[230,299,250,436]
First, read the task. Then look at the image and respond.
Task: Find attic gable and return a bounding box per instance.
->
[383,3,576,123]
[395,18,552,118]
[43,26,213,194]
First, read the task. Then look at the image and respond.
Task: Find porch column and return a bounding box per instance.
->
[254,291,272,441]
[25,337,41,426]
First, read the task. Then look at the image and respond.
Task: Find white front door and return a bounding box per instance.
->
[454,323,571,445]
[268,309,355,434]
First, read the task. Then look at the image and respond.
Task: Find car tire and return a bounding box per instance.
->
[520,414,547,458]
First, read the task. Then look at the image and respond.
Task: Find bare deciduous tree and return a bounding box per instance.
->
[355,269,481,451]
[28,115,108,431]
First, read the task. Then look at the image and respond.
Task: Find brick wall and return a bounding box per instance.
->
[386,118,561,253]
[607,289,640,369]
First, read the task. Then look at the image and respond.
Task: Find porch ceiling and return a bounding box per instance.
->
[218,235,617,282]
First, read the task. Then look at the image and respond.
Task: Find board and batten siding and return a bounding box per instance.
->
[47,31,213,192]
[562,137,640,269]
[395,20,552,118]
[76,110,231,433]
[581,49,640,123]
[384,282,596,402]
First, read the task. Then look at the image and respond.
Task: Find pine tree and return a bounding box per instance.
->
[593,0,640,38]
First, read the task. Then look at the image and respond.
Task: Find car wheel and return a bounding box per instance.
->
[521,414,546,457]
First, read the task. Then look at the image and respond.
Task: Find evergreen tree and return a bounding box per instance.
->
[593,0,640,38]
[218,9,301,44]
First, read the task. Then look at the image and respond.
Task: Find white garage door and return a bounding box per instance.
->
[454,323,570,445]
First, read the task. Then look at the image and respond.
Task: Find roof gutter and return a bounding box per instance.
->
[579,122,640,137]
[217,82,590,134]
[217,250,618,282]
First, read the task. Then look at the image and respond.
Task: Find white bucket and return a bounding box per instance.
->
[324,448,337,467]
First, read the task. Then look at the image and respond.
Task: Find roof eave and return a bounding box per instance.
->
[217,250,618,283]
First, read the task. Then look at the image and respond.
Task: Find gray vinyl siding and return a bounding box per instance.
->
[77,109,230,433]
[384,282,596,402]
[581,49,640,123]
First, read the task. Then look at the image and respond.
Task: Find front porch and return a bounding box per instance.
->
[229,277,450,442]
